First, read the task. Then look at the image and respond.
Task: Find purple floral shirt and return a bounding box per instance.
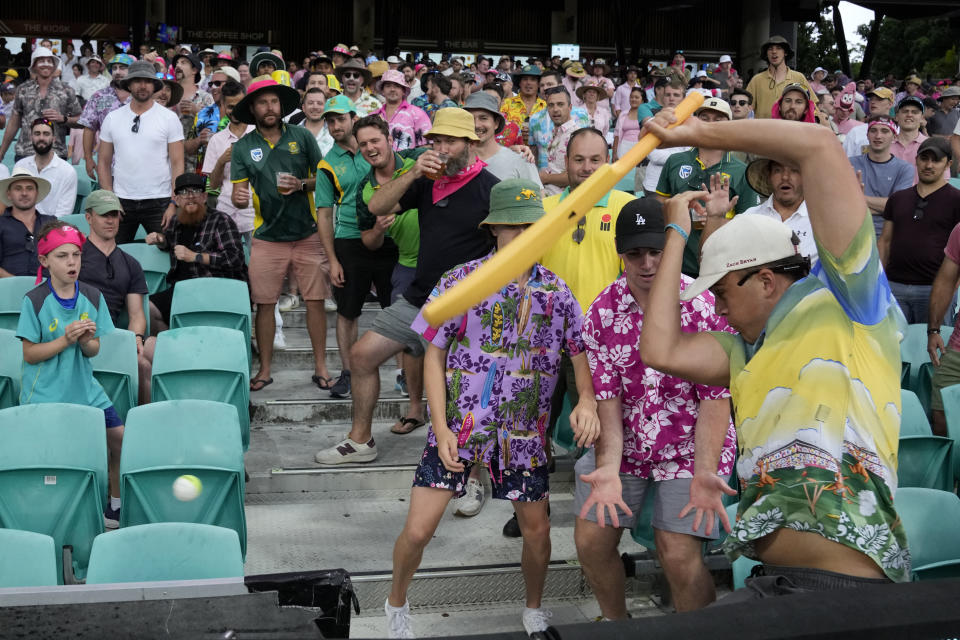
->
[374,101,432,151]
[412,253,584,471]
[78,85,129,132]
[583,275,737,480]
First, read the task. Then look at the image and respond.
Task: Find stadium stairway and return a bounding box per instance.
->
[243,304,715,635]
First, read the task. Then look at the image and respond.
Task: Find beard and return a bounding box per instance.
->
[443,146,473,176]
[177,203,206,225]
[33,140,53,155]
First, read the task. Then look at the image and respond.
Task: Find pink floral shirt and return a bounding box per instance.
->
[583,275,737,480]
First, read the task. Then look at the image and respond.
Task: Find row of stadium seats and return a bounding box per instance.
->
[0,400,245,585]
[0,523,243,587]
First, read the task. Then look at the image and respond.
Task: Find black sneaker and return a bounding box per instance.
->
[104,504,120,530]
[503,504,550,538]
[329,370,351,398]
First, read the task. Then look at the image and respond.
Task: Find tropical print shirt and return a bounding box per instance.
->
[77,85,129,132]
[12,79,82,159]
[372,101,432,151]
[583,275,736,480]
[496,121,522,148]
[711,215,910,582]
[500,95,546,144]
[529,106,590,169]
[412,254,584,471]
[421,97,459,121]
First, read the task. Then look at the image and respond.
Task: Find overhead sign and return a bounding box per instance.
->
[180,28,276,45]
[551,44,580,60]
[0,19,128,40]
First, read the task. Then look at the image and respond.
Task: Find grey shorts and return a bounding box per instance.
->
[371,297,428,357]
[572,449,723,539]
[713,564,891,605]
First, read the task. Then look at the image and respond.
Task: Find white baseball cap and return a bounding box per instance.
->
[680,215,802,301]
[719,54,732,64]
[695,97,732,120]
[695,69,708,78]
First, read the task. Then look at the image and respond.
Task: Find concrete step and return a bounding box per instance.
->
[278,304,383,329]
[255,327,408,371]
[249,368,421,424]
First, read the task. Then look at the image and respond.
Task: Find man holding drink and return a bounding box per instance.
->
[231,77,333,393]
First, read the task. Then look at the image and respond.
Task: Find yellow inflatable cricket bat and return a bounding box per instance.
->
[422,91,705,326]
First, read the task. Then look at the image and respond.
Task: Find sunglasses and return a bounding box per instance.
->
[176,187,206,197]
[730,99,750,106]
[572,217,586,244]
[131,114,140,133]
[209,80,223,88]
[914,197,929,221]
[341,71,362,80]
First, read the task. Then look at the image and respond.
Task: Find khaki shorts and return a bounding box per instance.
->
[249,233,331,304]
[931,348,960,412]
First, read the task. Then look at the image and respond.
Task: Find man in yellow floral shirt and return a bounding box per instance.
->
[500,65,544,145]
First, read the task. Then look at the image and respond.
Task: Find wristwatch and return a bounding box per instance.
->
[194,253,203,263]
[928,327,941,335]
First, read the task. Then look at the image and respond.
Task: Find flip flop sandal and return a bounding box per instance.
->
[391,417,426,435]
[312,375,335,390]
[250,377,274,391]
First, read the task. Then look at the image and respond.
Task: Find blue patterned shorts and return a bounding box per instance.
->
[412,443,550,502]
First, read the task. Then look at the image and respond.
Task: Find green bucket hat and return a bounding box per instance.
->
[322,94,357,117]
[84,189,123,215]
[480,179,545,227]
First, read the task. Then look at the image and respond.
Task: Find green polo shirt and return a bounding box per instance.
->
[654,148,759,276]
[316,143,371,240]
[356,149,425,268]
[230,124,322,242]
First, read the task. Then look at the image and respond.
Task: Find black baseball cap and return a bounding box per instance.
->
[615,198,666,253]
[917,136,952,161]
[174,173,207,193]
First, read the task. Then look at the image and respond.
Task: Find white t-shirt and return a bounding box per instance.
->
[14,154,78,218]
[483,146,543,189]
[100,102,185,200]
[842,124,869,158]
[643,146,690,193]
[76,74,110,101]
[743,196,818,266]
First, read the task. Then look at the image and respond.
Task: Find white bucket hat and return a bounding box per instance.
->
[0,167,52,207]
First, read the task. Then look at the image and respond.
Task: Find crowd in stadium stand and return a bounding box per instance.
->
[3,32,960,636]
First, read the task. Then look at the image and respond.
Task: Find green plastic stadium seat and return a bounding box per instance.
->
[897,435,954,491]
[725,502,761,589]
[0,404,108,583]
[901,323,953,392]
[118,243,171,295]
[90,329,138,423]
[937,384,960,481]
[59,213,91,235]
[170,278,252,366]
[896,487,960,580]
[629,483,658,550]
[0,329,21,409]
[901,362,910,389]
[120,400,246,557]
[72,169,92,215]
[151,327,250,450]
[86,523,243,583]
[915,362,935,419]
[0,529,58,587]
[0,276,35,331]
[900,389,931,436]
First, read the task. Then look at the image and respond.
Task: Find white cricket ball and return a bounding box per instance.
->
[173,474,203,501]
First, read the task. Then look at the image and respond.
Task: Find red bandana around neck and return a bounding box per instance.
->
[432,156,487,204]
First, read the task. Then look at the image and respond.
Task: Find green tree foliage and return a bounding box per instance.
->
[855,17,958,80]
[797,9,841,75]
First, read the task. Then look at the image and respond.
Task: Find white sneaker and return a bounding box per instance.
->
[324,298,338,312]
[314,436,378,465]
[278,293,300,312]
[384,599,415,639]
[522,607,553,636]
[273,328,287,350]
[453,478,485,517]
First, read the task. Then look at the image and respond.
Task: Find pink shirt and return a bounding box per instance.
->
[583,275,737,480]
[892,131,950,185]
[373,101,432,151]
[945,224,960,353]
[201,124,256,233]
[614,111,640,147]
